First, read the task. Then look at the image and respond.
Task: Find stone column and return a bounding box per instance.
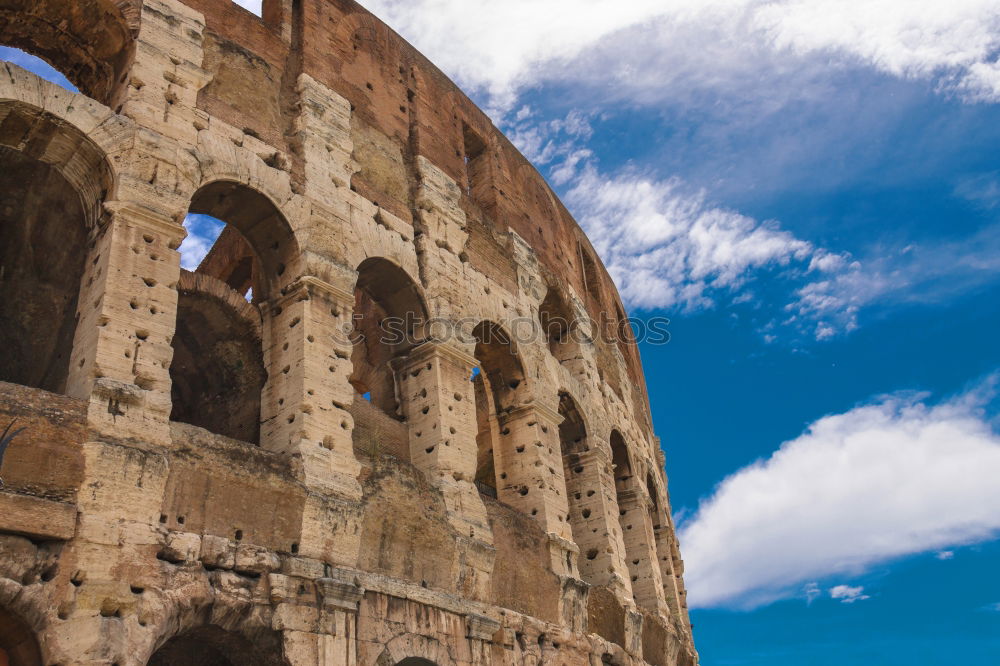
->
[563,448,633,599]
[618,488,669,616]
[66,201,185,446]
[280,571,364,666]
[124,0,212,143]
[393,341,491,544]
[494,403,578,576]
[51,202,182,664]
[653,521,686,626]
[260,276,363,566]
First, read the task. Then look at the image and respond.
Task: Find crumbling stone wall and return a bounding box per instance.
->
[0,0,697,664]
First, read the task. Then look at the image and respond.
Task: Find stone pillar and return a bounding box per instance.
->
[66,201,185,446]
[393,341,491,544]
[494,404,578,576]
[260,276,363,566]
[563,448,633,599]
[280,571,364,666]
[124,0,212,142]
[653,521,686,625]
[618,488,669,616]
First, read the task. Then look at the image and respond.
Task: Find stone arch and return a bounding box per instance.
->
[471,321,527,496]
[611,430,635,494]
[613,298,641,384]
[0,0,138,107]
[350,257,428,458]
[169,271,266,443]
[147,625,283,666]
[186,180,301,301]
[0,606,42,666]
[0,100,114,395]
[558,392,595,570]
[612,433,665,612]
[169,181,299,444]
[538,286,583,364]
[373,633,455,666]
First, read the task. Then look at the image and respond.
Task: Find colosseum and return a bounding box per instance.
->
[0,1,698,664]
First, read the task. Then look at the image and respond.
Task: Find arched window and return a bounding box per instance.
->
[471,321,525,496]
[0,0,136,107]
[646,473,661,525]
[0,606,41,666]
[611,431,633,496]
[0,103,111,396]
[558,392,593,566]
[539,287,581,364]
[169,182,298,443]
[349,258,427,459]
[612,431,665,611]
[169,271,265,443]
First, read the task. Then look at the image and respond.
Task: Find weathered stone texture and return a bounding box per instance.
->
[0,0,696,664]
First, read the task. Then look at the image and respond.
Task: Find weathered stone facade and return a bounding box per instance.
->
[0,0,697,664]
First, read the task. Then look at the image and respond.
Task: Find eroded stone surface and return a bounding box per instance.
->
[0,0,697,664]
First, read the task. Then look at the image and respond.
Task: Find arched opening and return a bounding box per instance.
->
[612,432,662,611]
[646,473,661,525]
[0,103,111,395]
[539,287,581,364]
[169,271,266,443]
[611,431,634,495]
[148,626,282,666]
[350,258,427,459]
[471,321,526,497]
[558,392,591,559]
[0,0,137,107]
[614,300,640,384]
[0,606,42,666]
[396,660,437,666]
[170,182,299,443]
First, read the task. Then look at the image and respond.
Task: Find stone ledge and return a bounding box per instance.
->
[0,491,77,540]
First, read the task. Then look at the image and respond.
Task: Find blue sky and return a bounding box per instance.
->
[9,1,1000,661]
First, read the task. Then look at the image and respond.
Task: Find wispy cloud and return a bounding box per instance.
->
[512,106,1000,339]
[366,0,1000,111]
[678,376,1000,609]
[563,162,823,313]
[830,585,870,604]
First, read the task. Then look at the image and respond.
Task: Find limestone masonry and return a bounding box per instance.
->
[0,0,697,664]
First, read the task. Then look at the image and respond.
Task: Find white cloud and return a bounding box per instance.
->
[364,0,1000,110]
[830,585,870,604]
[565,164,820,312]
[935,551,955,561]
[678,377,1000,609]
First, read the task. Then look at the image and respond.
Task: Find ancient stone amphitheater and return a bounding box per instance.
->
[0,1,697,664]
